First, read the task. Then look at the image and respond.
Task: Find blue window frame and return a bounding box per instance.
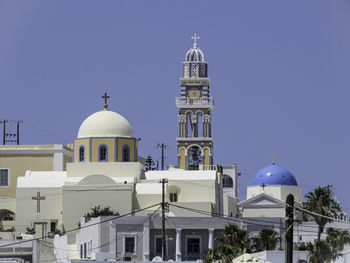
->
[79,146,85,162]
[99,145,108,162]
[122,145,130,162]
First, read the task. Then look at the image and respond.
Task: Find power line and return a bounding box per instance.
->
[167,203,346,235]
[0,202,161,249]
[34,206,162,263]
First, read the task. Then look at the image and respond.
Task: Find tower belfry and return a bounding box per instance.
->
[176,34,214,170]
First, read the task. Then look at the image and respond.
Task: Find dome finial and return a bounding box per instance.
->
[272,155,276,165]
[191,33,200,48]
[101,92,110,110]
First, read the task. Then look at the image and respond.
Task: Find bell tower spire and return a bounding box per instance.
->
[176,35,214,170]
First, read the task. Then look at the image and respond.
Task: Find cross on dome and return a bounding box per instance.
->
[101,92,110,110]
[272,155,276,165]
[191,33,200,48]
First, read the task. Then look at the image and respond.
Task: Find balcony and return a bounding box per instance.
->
[175,97,214,109]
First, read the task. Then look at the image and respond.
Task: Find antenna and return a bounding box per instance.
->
[0,120,23,145]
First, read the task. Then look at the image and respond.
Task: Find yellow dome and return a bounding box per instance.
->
[77,110,134,138]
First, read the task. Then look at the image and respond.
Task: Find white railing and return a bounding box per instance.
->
[175,97,214,107]
[199,164,217,171]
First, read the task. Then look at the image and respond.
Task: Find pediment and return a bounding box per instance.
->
[238,193,284,208]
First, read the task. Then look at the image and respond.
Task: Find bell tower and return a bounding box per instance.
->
[176,34,214,170]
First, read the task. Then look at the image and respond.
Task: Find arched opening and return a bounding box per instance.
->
[168,186,181,203]
[0,209,15,231]
[98,145,108,162]
[222,175,233,188]
[122,145,130,162]
[79,146,85,162]
[186,112,194,137]
[187,145,202,170]
[197,112,203,137]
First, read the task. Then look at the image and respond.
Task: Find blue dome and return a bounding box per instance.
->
[250,165,298,186]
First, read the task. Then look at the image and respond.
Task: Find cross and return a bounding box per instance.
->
[191,33,200,48]
[261,183,266,191]
[32,192,46,213]
[272,155,276,165]
[101,92,110,110]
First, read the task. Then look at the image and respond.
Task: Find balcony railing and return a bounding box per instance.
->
[175,97,214,108]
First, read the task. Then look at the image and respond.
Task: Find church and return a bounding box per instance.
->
[0,35,336,263]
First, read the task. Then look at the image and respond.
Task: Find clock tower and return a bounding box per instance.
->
[176,34,214,170]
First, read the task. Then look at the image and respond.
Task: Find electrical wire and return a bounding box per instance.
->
[34,206,162,263]
[0,202,161,249]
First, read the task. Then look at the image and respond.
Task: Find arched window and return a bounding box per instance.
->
[186,112,194,137]
[223,175,233,188]
[122,145,130,162]
[99,145,108,162]
[170,192,178,202]
[79,146,85,162]
[197,112,203,137]
[168,186,180,203]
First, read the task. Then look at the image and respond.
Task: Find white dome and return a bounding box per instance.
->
[185,47,205,62]
[77,110,134,139]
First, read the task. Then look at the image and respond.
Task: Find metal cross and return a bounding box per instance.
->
[191,33,200,47]
[101,93,110,110]
[272,155,276,165]
[261,183,266,191]
[32,191,46,213]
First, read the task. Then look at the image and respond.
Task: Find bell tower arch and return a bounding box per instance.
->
[176,34,214,170]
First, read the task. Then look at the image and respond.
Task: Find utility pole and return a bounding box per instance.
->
[285,194,294,263]
[157,143,169,170]
[16,121,22,145]
[160,178,168,261]
[0,120,7,145]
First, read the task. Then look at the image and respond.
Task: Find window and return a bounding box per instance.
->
[223,176,233,188]
[50,222,56,232]
[155,236,168,257]
[88,240,92,257]
[155,237,162,256]
[168,186,180,203]
[99,145,108,162]
[0,169,9,186]
[80,244,83,259]
[125,236,136,253]
[84,243,87,259]
[170,193,178,202]
[79,146,85,162]
[122,145,130,162]
[186,237,201,259]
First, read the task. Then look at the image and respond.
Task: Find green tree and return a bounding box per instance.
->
[84,205,119,222]
[202,223,249,263]
[217,224,249,257]
[306,240,332,263]
[304,185,340,241]
[326,227,350,261]
[202,249,218,263]
[251,228,280,251]
[145,155,156,171]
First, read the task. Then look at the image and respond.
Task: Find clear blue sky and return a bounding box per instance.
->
[1,1,349,210]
